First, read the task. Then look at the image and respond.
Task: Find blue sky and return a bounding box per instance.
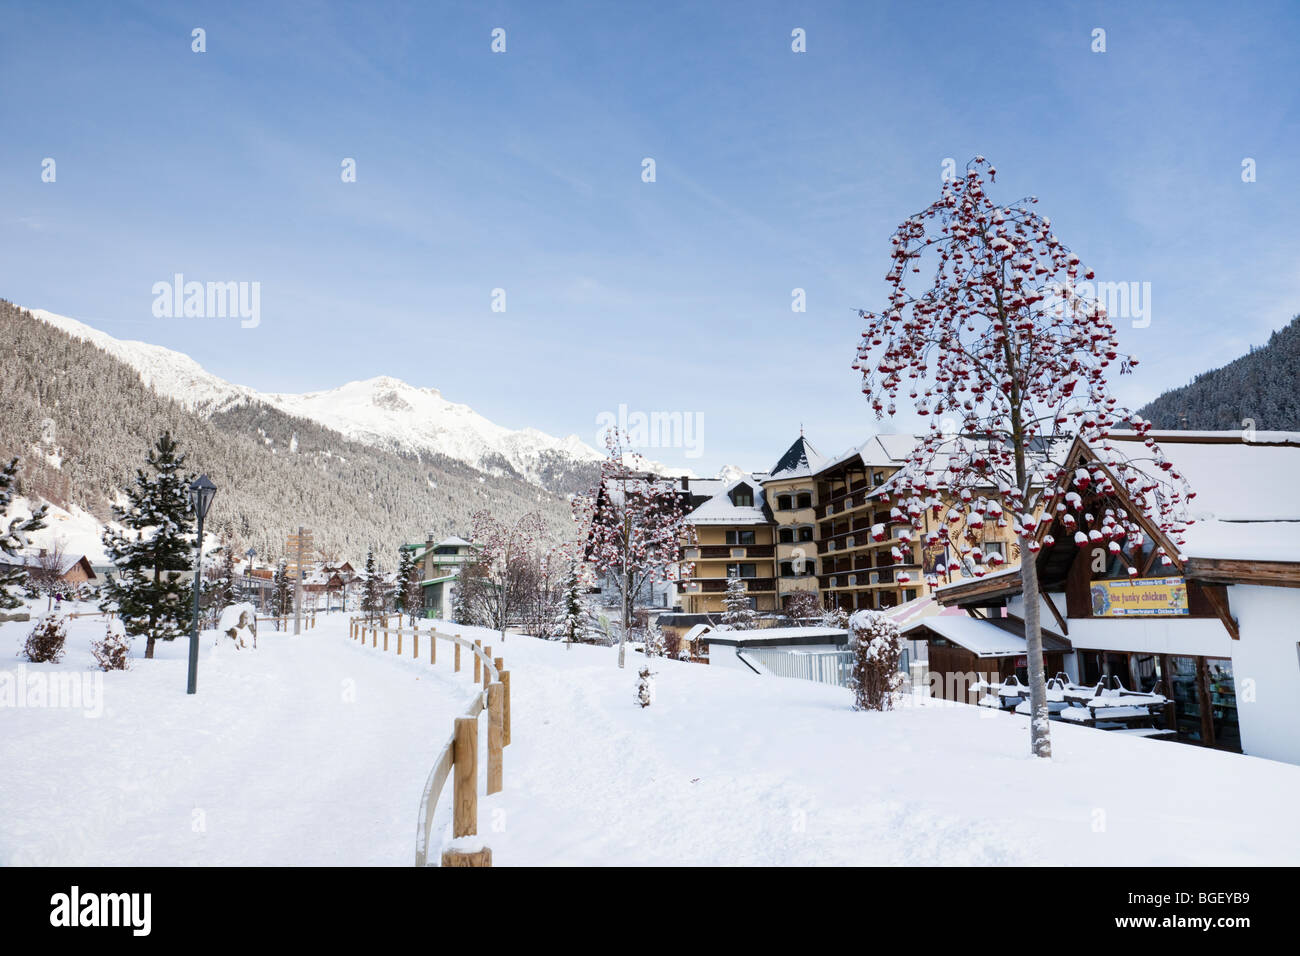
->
[3,0,1298,475]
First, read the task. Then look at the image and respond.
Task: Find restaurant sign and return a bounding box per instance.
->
[1090,576,1189,617]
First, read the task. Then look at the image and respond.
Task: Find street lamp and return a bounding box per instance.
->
[187,475,218,695]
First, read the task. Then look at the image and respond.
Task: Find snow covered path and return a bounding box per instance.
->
[0,611,477,865]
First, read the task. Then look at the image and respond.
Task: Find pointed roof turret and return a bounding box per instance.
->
[769,435,825,480]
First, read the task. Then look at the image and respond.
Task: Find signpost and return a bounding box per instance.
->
[285,528,314,635]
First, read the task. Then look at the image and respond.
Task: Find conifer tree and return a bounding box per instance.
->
[100,433,197,658]
[0,457,46,611]
[557,558,597,645]
[721,570,757,630]
[360,548,384,622]
[271,559,292,628]
[401,551,423,624]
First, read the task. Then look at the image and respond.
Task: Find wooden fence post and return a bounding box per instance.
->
[483,647,493,689]
[501,670,511,747]
[473,640,482,682]
[452,716,477,838]
[454,641,460,672]
[397,629,402,656]
[383,625,389,652]
[430,629,436,665]
[413,629,419,660]
[486,683,504,795]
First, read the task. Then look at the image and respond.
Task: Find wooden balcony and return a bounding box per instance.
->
[695,544,774,559]
[691,577,777,593]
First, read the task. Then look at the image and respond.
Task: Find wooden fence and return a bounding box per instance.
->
[255,612,317,631]
[349,616,510,867]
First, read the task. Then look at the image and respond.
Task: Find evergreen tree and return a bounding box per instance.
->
[0,457,46,611]
[271,559,292,628]
[360,548,384,622]
[395,548,412,615]
[721,570,757,630]
[401,551,423,624]
[100,433,197,658]
[395,547,423,623]
[557,559,598,644]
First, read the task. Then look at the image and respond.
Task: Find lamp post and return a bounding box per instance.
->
[187,475,218,695]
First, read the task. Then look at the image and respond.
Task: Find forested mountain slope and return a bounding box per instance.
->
[0,301,574,564]
[1138,315,1300,431]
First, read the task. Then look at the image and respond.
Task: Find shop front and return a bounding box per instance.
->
[1074,647,1241,752]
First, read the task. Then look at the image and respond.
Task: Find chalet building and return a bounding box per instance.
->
[0,551,98,588]
[931,431,1300,764]
[401,535,479,618]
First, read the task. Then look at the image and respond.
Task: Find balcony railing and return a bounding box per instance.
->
[692,577,777,593]
[693,544,774,559]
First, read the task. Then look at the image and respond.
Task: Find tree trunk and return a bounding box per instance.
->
[1018,534,1052,759]
[617,576,627,669]
[145,634,156,659]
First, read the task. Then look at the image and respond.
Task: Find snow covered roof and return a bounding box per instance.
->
[703,626,848,646]
[438,536,473,548]
[685,476,771,525]
[1088,432,1300,563]
[813,433,919,477]
[1,552,96,578]
[768,436,826,480]
[901,615,1069,657]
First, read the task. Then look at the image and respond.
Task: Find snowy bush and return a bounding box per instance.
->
[784,589,821,623]
[21,614,68,664]
[848,611,904,712]
[90,621,131,671]
[820,607,850,629]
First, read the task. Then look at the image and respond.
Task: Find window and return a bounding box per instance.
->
[727,563,757,578]
[726,530,756,546]
[731,484,754,507]
[796,493,812,509]
[798,527,814,542]
[776,495,792,510]
[778,528,794,543]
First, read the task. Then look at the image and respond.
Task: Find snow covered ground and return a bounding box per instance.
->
[0,604,477,865]
[4,607,1299,866]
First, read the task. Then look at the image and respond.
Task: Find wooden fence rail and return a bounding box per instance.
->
[348,616,510,867]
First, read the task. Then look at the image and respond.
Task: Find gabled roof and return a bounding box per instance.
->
[1,553,96,579]
[684,476,772,525]
[768,436,826,481]
[815,433,918,476]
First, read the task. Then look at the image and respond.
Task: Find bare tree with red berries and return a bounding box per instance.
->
[853,157,1190,758]
[574,432,695,669]
[468,509,546,644]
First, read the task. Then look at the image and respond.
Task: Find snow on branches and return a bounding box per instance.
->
[852,157,1191,585]
[848,611,904,712]
[572,431,694,644]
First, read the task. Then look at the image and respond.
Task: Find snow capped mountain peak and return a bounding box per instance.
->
[26,306,606,489]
